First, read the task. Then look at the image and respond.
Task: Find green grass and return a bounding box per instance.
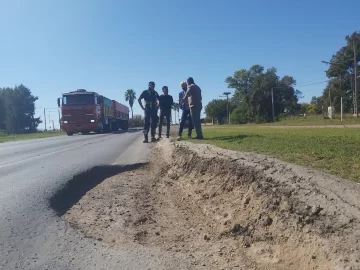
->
[0,131,65,143]
[265,114,360,126]
[187,125,360,183]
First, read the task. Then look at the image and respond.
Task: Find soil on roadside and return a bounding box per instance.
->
[65,139,360,270]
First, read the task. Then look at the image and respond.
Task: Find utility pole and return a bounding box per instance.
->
[220,92,231,124]
[321,60,347,118]
[58,108,61,131]
[43,108,46,131]
[354,41,358,118]
[341,97,343,122]
[271,87,290,122]
[52,120,55,131]
[271,87,275,122]
[340,76,343,122]
[223,92,231,124]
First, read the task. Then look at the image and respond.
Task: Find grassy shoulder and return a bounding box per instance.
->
[186,125,360,183]
[0,131,65,143]
[265,114,360,126]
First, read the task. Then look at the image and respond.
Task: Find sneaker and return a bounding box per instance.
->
[143,139,149,143]
[166,135,169,138]
[195,136,204,140]
[177,136,182,141]
[188,134,192,138]
[151,137,157,142]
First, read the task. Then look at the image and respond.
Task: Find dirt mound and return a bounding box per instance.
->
[160,140,360,270]
[64,139,360,270]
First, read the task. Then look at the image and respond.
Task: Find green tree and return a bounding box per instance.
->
[128,114,143,128]
[310,96,324,114]
[225,64,302,123]
[125,89,136,118]
[15,84,41,132]
[230,102,250,124]
[326,32,360,79]
[0,88,5,130]
[204,99,228,124]
[0,85,40,133]
[299,103,309,114]
[324,32,360,114]
[307,104,317,114]
[321,78,353,113]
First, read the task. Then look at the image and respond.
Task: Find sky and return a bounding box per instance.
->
[0,0,359,129]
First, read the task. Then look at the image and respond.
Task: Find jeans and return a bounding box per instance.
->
[158,109,171,137]
[143,109,157,137]
[178,109,193,136]
[190,105,203,138]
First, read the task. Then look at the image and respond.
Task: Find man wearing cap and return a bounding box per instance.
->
[158,86,173,139]
[177,81,193,140]
[138,81,160,143]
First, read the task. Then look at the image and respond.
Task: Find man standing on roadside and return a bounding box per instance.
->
[181,77,203,139]
[158,86,173,139]
[138,81,160,143]
[177,81,193,140]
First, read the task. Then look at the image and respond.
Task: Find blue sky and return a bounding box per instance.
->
[0,0,359,129]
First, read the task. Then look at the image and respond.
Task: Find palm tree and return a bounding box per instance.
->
[125,89,136,118]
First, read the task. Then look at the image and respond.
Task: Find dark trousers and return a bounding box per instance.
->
[143,109,157,137]
[178,109,193,136]
[190,105,203,138]
[158,109,171,137]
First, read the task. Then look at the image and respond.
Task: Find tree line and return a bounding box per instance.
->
[206,65,302,124]
[0,84,41,134]
[205,31,360,123]
[302,32,360,116]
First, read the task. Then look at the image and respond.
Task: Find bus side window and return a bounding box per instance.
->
[95,96,98,104]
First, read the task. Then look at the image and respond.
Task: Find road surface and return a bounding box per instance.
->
[0,131,186,270]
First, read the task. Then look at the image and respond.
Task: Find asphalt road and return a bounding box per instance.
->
[0,131,188,270]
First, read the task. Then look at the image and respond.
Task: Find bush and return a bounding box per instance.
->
[0,129,7,136]
[128,115,143,128]
[230,104,251,124]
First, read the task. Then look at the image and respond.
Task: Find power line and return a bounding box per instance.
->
[35,107,58,109]
[297,77,328,85]
[297,80,330,87]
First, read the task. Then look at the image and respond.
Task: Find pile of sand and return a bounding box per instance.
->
[64,139,360,269]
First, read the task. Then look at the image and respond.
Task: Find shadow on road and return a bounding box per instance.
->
[114,129,142,134]
[49,163,147,216]
[74,129,142,136]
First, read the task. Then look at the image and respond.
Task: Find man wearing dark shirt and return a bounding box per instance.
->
[178,81,193,140]
[158,86,173,139]
[138,81,160,143]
